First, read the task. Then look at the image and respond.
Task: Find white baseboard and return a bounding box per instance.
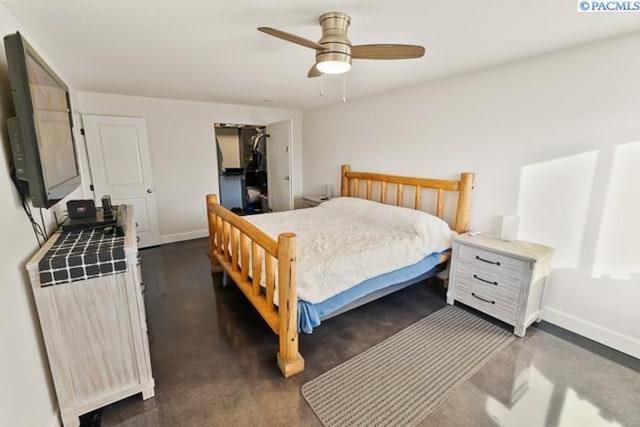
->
[544,307,640,359]
[160,229,208,244]
[50,412,61,427]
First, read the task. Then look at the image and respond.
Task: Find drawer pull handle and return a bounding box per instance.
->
[473,274,498,286]
[476,255,500,266]
[472,292,495,304]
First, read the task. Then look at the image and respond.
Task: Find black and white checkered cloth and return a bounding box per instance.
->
[38,228,128,287]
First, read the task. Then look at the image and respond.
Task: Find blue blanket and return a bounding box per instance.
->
[298,252,442,333]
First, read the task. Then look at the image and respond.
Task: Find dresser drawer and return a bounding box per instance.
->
[457,244,527,281]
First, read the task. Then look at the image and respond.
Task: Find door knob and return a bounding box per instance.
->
[283,176,290,181]
[146,188,153,193]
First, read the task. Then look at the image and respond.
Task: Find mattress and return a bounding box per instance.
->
[244,197,454,305]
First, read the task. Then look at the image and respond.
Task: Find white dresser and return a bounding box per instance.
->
[447,234,554,337]
[26,206,154,426]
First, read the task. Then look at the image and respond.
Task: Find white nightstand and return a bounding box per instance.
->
[301,195,330,208]
[447,233,554,337]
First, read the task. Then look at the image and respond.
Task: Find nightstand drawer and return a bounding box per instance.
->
[455,265,521,300]
[453,283,517,324]
[458,244,526,281]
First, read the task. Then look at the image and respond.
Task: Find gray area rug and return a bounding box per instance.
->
[301,305,514,427]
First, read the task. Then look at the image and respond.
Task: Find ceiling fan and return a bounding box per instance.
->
[258,12,425,78]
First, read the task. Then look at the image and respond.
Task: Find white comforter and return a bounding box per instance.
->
[244,197,454,304]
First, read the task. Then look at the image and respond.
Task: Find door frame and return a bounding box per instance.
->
[213,121,294,211]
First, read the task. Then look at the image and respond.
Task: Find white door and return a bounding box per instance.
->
[82,115,160,248]
[266,120,293,211]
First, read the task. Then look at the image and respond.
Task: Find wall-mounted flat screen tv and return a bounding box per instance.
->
[4,31,80,208]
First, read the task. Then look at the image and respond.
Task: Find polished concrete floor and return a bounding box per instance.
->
[97,238,640,427]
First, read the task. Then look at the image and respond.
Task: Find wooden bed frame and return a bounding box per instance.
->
[206,164,474,377]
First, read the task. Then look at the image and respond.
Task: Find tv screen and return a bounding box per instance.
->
[4,32,80,208]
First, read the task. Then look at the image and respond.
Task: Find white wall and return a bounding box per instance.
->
[303,32,640,358]
[76,92,303,244]
[0,5,87,426]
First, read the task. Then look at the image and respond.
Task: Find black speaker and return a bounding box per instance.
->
[66,199,96,219]
[102,195,113,218]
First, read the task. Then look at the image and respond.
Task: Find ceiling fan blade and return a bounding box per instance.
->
[257,27,325,51]
[351,44,425,60]
[308,64,322,78]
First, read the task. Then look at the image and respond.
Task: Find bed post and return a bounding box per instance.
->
[340,164,350,196]
[206,194,222,273]
[454,173,474,233]
[276,232,304,377]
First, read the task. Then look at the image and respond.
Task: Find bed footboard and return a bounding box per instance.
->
[206,194,304,377]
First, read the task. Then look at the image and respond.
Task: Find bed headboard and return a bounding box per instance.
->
[339,164,474,233]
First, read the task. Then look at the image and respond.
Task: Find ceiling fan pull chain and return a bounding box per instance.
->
[342,75,347,103]
[320,74,324,96]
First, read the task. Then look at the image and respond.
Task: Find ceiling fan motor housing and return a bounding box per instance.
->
[316,12,352,68]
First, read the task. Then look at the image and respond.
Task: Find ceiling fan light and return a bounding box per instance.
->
[316,60,351,74]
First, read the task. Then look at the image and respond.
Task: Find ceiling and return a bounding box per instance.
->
[3,1,640,110]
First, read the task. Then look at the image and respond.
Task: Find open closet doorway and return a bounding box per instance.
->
[214,121,293,214]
